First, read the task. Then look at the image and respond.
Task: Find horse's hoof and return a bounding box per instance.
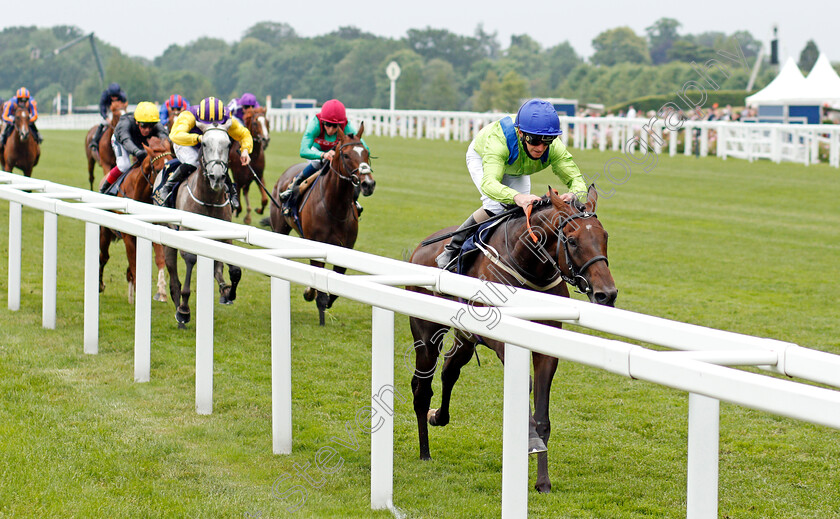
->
[176,309,190,324]
[153,293,167,303]
[303,288,316,301]
[177,322,186,330]
[427,409,438,425]
[535,481,551,494]
[219,296,234,305]
[420,454,432,461]
[244,216,251,225]
[528,437,548,455]
[255,207,264,215]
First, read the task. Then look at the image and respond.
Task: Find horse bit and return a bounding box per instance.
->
[329,140,372,186]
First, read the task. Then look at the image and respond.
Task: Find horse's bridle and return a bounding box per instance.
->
[15,108,30,137]
[250,114,270,149]
[328,140,372,186]
[553,210,609,294]
[496,204,608,294]
[199,128,230,180]
[141,150,173,188]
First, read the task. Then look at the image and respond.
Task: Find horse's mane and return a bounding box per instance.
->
[500,194,590,235]
[143,136,170,153]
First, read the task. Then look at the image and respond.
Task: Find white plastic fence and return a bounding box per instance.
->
[3,171,840,518]
[37,110,840,169]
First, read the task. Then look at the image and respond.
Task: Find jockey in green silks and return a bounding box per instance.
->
[278,99,369,214]
[436,98,588,271]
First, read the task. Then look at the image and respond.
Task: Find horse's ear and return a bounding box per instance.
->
[585,184,598,213]
[337,125,347,141]
[356,121,365,139]
[548,186,566,211]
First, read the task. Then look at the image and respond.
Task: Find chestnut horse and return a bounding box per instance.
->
[164,127,241,328]
[84,103,125,190]
[229,106,271,224]
[1,105,41,176]
[98,137,172,303]
[407,185,617,493]
[266,124,375,325]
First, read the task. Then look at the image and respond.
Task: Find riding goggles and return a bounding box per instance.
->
[139,122,156,129]
[324,122,340,129]
[522,132,557,146]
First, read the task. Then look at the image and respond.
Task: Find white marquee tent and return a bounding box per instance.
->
[801,53,840,105]
[747,54,840,106]
[745,57,807,105]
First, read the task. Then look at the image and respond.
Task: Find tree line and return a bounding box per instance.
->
[0,20,830,113]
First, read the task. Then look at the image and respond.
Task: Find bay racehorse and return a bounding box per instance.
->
[1,105,41,176]
[408,185,617,493]
[265,124,375,325]
[164,126,241,328]
[229,106,271,224]
[84,103,125,190]
[98,137,172,303]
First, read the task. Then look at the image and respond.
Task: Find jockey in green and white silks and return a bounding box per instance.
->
[436,98,588,271]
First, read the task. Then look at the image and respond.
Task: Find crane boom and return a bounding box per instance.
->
[52,32,106,87]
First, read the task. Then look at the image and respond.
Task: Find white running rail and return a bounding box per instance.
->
[37,110,840,169]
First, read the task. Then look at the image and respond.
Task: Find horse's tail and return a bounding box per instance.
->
[259,216,271,228]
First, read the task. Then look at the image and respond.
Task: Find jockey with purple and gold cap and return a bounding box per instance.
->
[153,96,252,209]
[1,87,42,149]
[227,92,260,124]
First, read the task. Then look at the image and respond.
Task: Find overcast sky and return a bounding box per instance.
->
[5,0,839,66]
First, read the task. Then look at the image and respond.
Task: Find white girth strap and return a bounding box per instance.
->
[474,241,564,292]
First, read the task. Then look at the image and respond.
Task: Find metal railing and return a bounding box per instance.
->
[37,110,840,169]
[3,171,840,518]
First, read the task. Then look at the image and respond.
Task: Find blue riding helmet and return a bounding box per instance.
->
[107,82,122,96]
[514,99,561,136]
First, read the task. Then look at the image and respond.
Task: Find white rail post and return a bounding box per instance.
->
[195,255,214,414]
[700,127,709,157]
[8,201,21,311]
[669,128,678,156]
[686,393,719,519]
[271,277,292,454]
[371,306,395,511]
[501,342,529,518]
[42,211,57,329]
[134,237,152,382]
[684,126,694,156]
[83,222,99,354]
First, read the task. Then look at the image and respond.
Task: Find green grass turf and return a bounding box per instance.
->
[0,129,839,518]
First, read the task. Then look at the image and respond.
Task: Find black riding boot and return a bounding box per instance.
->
[279,162,318,202]
[435,215,479,271]
[30,123,43,144]
[225,176,240,212]
[90,123,104,151]
[153,163,196,205]
[0,124,12,149]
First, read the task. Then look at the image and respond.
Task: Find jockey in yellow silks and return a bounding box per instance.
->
[153,97,252,208]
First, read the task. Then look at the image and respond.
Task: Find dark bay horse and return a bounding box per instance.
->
[1,105,41,176]
[266,124,375,325]
[84,104,125,190]
[165,127,241,328]
[98,137,172,303]
[408,185,617,493]
[229,106,271,224]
